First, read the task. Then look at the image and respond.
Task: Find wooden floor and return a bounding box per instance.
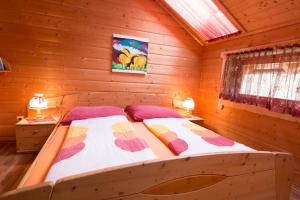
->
[0,142,299,199]
[0,142,36,195]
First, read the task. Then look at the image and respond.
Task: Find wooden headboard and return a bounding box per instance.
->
[46,92,173,115]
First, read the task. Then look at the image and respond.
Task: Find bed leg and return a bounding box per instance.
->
[275,153,293,200]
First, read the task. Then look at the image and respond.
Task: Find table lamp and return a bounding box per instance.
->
[183,97,195,116]
[29,93,48,119]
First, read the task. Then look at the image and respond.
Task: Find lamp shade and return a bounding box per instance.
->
[183,97,195,110]
[29,93,48,110]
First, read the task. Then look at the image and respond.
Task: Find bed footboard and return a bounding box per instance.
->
[275,153,294,200]
[0,151,293,200]
[50,152,292,200]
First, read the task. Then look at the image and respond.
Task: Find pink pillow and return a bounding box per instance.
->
[125,105,182,122]
[61,106,125,125]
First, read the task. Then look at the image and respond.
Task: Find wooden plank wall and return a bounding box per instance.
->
[0,0,202,140]
[199,23,300,186]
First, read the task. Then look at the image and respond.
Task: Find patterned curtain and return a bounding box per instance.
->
[220,44,300,117]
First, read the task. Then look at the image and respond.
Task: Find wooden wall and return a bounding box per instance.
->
[0,0,202,140]
[199,23,300,186]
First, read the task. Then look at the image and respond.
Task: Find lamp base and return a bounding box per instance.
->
[185,109,193,117]
[35,109,43,119]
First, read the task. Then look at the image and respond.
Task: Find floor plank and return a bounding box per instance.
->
[0,142,36,195]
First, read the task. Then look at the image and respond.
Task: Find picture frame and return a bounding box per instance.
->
[112,34,149,74]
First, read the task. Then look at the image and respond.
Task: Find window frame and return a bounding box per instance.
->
[218,46,300,122]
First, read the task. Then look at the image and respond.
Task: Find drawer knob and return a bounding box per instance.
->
[33,130,39,134]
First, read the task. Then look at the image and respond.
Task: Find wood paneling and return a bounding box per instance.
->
[198,23,300,187]
[0,0,202,139]
[157,0,300,45]
[220,0,300,33]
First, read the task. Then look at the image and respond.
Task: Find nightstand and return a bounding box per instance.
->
[16,117,59,153]
[175,109,204,125]
[184,115,204,126]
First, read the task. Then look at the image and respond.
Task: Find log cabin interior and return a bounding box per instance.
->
[0,0,299,199]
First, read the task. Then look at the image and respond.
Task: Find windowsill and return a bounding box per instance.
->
[218,99,300,124]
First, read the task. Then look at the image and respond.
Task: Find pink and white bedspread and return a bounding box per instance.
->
[143,118,253,156]
[45,116,157,182]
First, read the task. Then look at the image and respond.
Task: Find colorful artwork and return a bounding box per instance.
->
[182,123,234,146]
[112,34,148,74]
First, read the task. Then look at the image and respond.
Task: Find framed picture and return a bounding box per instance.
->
[112,34,149,74]
[0,57,5,71]
[0,57,11,72]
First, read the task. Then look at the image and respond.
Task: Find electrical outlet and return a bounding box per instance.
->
[16,116,24,122]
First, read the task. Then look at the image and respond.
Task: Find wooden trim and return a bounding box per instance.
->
[208,22,300,46]
[275,153,294,200]
[59,91,172,112]
[141,174,226,195]
[219,99,300,124]
[216,52,228,110]
[211,0,247,33]
[0,182,53,200]
[220,39,300,56]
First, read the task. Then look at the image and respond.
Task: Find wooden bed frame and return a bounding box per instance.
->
[0,92,294,200]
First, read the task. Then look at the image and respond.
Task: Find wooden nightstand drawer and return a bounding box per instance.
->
[16,124,55,137]
[16,136,49,152]
[16,117,59,153]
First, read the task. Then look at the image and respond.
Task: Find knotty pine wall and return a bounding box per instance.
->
[0,0,202,140]
[199,23,300,186]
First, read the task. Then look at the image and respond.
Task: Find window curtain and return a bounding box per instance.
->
[220,44,300,117]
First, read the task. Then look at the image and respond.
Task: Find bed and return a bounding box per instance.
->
[0,92,293,200]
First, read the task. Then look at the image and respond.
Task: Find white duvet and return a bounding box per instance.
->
[143,118,254,156]
[45,115,156,182]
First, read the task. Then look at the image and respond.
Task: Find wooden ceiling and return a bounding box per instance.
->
[220,0,300,33]
[158,0,300,45]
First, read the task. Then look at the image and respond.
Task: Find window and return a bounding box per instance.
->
[220,45,300,117]
[239,62,300,100]
[163,0,240,41]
